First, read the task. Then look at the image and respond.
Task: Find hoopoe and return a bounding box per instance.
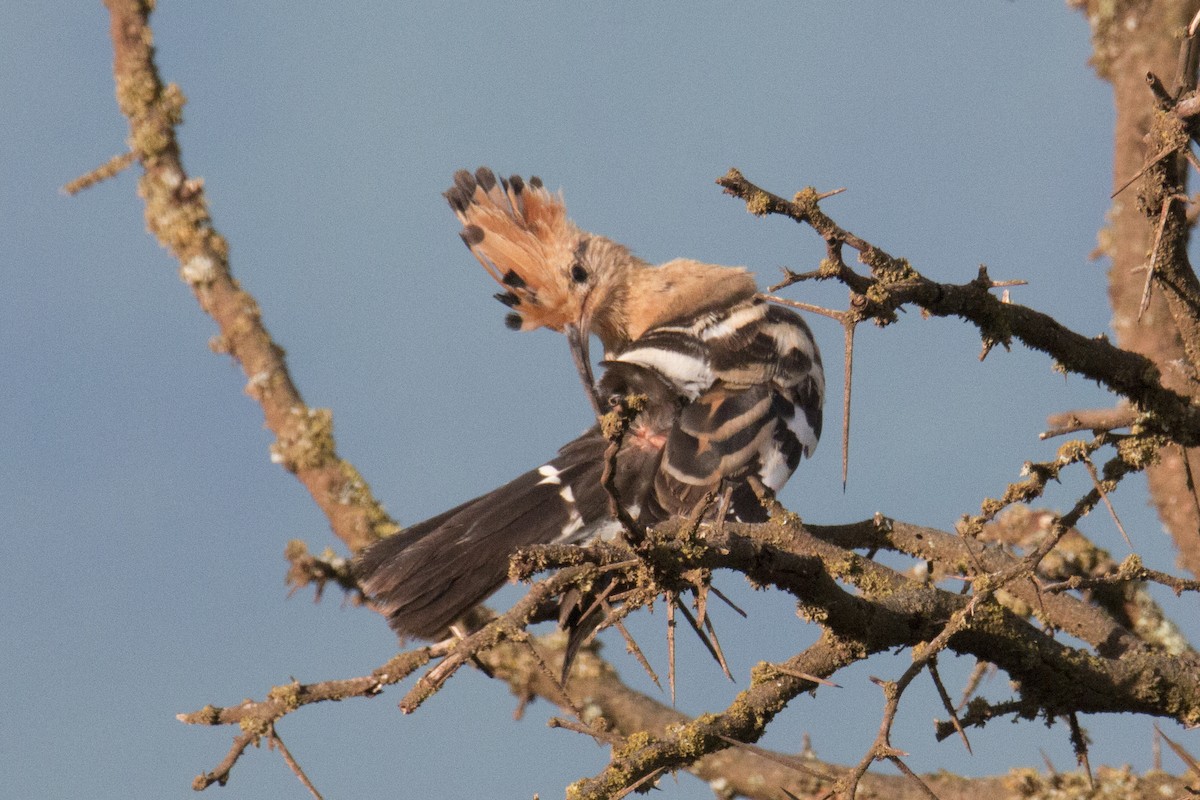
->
[356,168,824,641]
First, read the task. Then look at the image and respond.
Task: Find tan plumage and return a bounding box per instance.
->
[446,169,586,333]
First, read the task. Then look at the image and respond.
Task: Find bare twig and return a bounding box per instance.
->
[1041,406,1138,439]
[62,150,137,195]
[268,725,325,800]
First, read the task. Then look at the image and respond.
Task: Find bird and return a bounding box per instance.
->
[355,168,824,642]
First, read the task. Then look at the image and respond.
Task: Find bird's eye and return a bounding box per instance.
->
[570,263,589,284]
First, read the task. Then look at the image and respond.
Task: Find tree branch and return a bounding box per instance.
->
[102,0,392,554]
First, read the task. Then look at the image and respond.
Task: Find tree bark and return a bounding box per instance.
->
[1078,0,1200,576]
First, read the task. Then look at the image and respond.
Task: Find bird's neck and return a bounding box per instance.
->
[618,259,758,344]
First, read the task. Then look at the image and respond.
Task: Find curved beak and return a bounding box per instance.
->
[565,307,602,418]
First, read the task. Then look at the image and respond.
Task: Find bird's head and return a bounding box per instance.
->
[444,168,640,345]
[445,168,645,411]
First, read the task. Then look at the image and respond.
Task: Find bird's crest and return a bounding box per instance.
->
[445,168,583,332]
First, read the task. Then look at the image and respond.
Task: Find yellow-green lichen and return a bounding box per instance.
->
[336,461,399,540]
[267,681,302,712]
[270,407,337,472]
[238,715,269,736]
[1115,434,1166,470]
[745,190,774,216]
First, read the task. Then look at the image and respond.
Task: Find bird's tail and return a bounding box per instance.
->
[354,431,620,640]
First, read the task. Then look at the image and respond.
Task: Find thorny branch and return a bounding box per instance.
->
[193,512,1200,797]
[718,168,1200,449]
[95,2,1200,799]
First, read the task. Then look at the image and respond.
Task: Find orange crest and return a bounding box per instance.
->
[445,168,584,332]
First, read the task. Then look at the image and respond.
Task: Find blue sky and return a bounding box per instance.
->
[5,3,1195,798]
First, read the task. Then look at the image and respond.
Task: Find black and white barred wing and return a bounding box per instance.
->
[614,299,824,519]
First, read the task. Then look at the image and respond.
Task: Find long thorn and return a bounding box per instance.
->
[707,583,748,618]
[716,735,836,782]
[1156,724,1200,777]
[841,314,856,491]
[1112,145,1178,199]
[677,598,734,681]
[1179,444,1200,527]
[666,593,677,705]
[1067,713,1093,790]
[927,660,972,755]
[1140,194,1184,321]
[612,766,666,800]
[1083,458,1132,549]
[605,602,662,690]
[773,664,841,688]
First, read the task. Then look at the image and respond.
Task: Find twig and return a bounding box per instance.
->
[760,294,848,322]
[548,716,622,746]
[191,731,258,791]
[719,168,1200,449]
[284,540,361,602]
[934,699,1027,741]
[62,150,137,195]
[1041,557,1200,595]
[1041,407,1137,439]
[399,565,595,713]
[178,646,441,729]
[268,724,324,800]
